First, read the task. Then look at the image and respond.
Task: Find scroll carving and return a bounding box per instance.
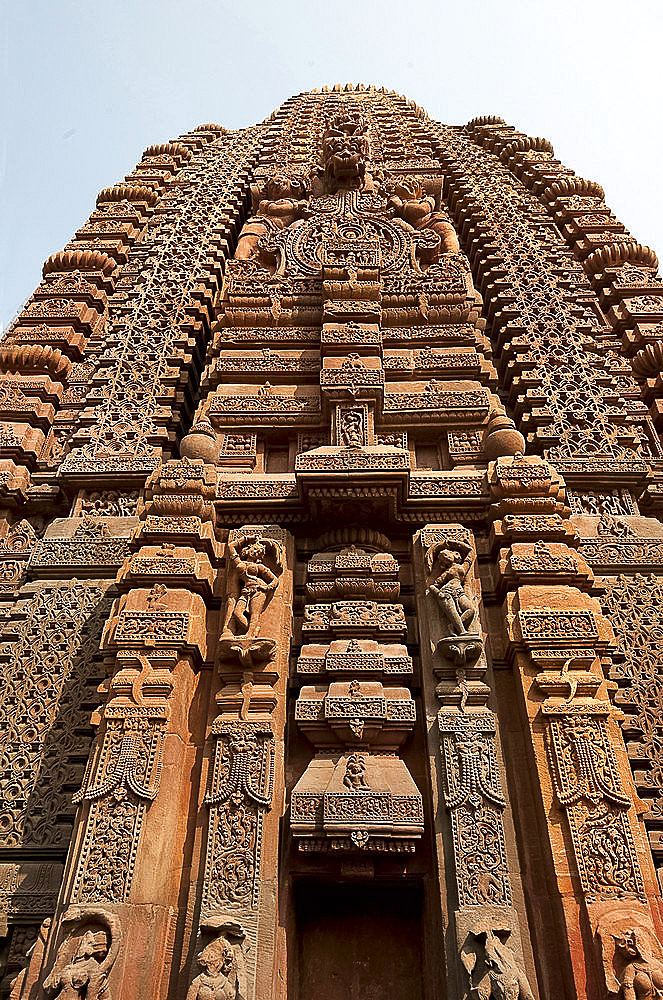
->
[545,711,646,901]
[202,720,274,914]
[72,653,174,903]
[600,574,663,868]
[439,713,511,907]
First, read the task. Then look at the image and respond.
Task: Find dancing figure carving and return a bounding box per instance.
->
[221,534,282,639]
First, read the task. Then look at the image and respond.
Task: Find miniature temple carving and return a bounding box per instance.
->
[2,84,663,1000]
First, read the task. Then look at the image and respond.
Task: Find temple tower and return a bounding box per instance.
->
[1,85,663,1000]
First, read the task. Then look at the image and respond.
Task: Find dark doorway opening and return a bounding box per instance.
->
[294,879,424,1000]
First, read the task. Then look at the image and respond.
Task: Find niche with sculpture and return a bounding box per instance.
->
[187,920,247,1000]
[218,531,284,668]
[41,907,120,1000]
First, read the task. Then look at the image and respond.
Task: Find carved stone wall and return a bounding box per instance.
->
[2,84,663,1000]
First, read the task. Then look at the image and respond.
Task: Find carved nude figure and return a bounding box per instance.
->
[427,538,478,636]
[221,535,282,639]
[613,929,663,1000]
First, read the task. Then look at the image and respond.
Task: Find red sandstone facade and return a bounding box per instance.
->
[1,85,663,1000]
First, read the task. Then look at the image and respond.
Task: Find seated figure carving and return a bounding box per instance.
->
[387,176,460,262]
[234,174,309,270]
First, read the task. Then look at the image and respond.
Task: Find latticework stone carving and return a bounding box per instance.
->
[2,84,663,1000]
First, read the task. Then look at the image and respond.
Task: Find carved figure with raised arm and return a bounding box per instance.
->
[221,534,283,639]
[387,176,460,261]
[426,537,478,636]
[42,907,120,1000]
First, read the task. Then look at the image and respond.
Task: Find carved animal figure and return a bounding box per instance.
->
[313,114,374,194]
[462,929,534,1000]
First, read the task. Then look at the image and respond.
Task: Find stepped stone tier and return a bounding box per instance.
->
[2,84,663,1000]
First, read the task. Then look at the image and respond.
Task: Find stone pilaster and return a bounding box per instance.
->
[413,524,536,1000]
[13,458,219,1000]
[188,522,294,1000]
[488,452,663,999]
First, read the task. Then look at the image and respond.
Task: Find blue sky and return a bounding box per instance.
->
[2,0,661,331]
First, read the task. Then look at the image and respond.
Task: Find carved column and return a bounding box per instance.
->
[188,522,294,1000]
[13,458,219,1000]
[413,524,536,1000]
[488,452,663,999]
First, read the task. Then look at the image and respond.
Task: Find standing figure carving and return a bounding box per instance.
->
[221,534,282,639]
[187,924,247,1000]
[426,538,478,636]
[42,907,120,1000]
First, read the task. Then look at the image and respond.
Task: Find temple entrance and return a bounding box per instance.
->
[295,880,425,1000]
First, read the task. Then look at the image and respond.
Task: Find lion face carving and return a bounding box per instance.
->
[320,114,370,192]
